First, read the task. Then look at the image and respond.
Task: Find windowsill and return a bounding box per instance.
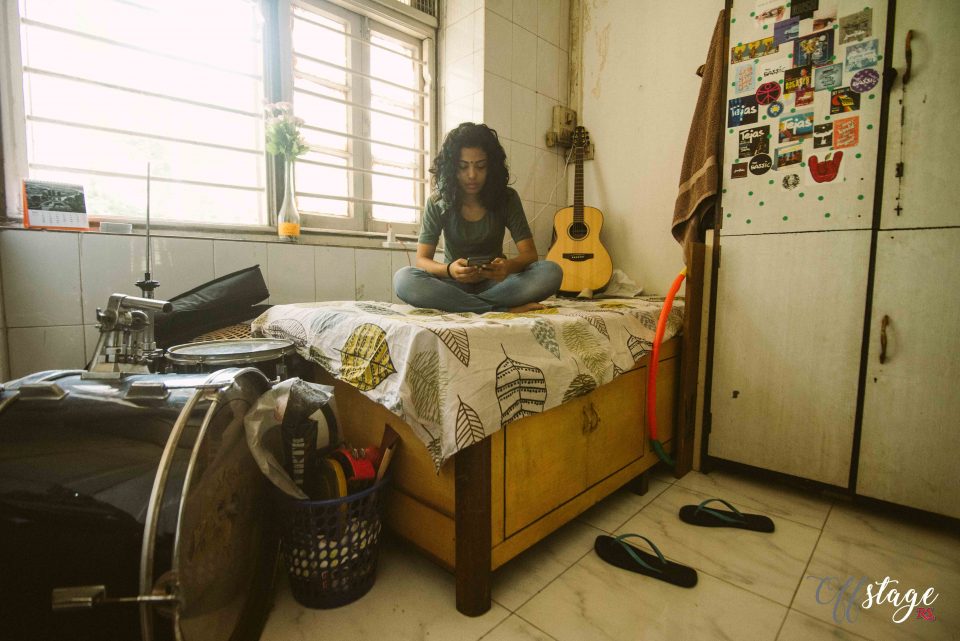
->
[0,216,423,251]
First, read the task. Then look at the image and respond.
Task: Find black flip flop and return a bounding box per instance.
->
[678,498,775,533]
[594,534,698,588]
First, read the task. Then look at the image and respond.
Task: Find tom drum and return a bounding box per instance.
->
[164,338,299,380]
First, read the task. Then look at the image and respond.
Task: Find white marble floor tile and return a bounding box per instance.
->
[792,502,960,641]
[481,615,558,641]
[675,469,833,529]
[777,609,877,641]
[615,484,821,607]
[576,480,672,533]
[517,549,787,641]
[492,520,600,611]
[260,537,509,641]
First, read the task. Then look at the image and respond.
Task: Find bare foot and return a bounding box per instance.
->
[508,302,545,313]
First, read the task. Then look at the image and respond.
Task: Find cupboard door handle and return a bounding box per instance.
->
[879,315,890,364]
[581,402,600,435]
[903,30,914,86]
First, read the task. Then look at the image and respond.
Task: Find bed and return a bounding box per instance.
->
[252,296,686,615]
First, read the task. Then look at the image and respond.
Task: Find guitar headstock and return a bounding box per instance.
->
[572,126,589,149]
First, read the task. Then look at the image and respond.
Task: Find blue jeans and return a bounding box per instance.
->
[394,260,563,313]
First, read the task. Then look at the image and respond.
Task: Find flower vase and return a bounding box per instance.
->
[278,160,300,241]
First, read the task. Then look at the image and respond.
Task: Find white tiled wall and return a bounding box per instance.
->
[0,229,416,380]
[442,0,484,131]
[480,0,570,258]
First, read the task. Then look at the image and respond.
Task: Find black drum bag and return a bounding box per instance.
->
[155,264,270,348]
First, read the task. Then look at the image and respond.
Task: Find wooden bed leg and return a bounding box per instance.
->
[627,471,650,496]
[454,438,492,616]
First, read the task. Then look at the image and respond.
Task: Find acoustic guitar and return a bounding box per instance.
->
[546,126,613,295]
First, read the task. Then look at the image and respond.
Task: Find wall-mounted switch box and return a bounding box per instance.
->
[545,106,577,148]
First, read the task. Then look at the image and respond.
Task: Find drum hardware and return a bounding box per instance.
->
[17,382,68,400]
[52,583,178,611]
[89,293,172,373]
[138,381,208,641]
[88,166,170,374]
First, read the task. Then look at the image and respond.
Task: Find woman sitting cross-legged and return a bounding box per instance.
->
[394,122,563,314]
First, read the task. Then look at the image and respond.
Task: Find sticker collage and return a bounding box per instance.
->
[725,0,882,227]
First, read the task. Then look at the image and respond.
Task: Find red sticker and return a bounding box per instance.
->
[809,151,843,183]
[755,81,783,105]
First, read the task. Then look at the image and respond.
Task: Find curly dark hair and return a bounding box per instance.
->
[430,122,510,214]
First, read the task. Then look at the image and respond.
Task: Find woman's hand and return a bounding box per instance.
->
[479,257,510,283]
[449,258,486,283]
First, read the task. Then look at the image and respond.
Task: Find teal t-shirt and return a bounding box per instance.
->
[418,188,533,263]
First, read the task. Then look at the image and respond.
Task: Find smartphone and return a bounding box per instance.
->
[466,256,494,267]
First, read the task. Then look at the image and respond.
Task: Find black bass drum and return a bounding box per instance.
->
[0,367,278,641]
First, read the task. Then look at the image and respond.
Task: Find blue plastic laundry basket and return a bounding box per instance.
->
[278,474,389,609]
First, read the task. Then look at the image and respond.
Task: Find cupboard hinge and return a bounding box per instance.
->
[895,162,904,178]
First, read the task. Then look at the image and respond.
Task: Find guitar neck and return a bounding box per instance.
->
[574,144,583,223]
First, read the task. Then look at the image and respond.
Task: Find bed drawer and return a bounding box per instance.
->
[502,352,680,536]
[503,367,647,536]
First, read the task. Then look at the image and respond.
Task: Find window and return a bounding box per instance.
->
[285,0,431,234]
[1,0,435,234]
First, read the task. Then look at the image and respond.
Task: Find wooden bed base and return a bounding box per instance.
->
[310,336,682,615]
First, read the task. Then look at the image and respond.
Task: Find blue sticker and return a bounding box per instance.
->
[846,39,879,71]
[728,96,760,128]
[779,112,814,143]
[767,101,785,117]
[815,63,844,91]
[774,18,800,45]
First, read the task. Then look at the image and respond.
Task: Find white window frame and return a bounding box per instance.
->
[0,0,436,240]
[279,0,433,236]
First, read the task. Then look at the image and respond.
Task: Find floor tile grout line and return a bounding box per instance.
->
[778,500,835,641]
[503,522,608,614]
[474,606,519,641]
[605,485,826,613]
[513,613,563,641]
[781,607,877,641]
[573,480,673,534]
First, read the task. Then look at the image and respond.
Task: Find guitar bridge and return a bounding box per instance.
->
[561,253,594,262]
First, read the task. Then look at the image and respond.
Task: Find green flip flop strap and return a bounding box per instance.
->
[613,533,666,574]
[695,497,747,524]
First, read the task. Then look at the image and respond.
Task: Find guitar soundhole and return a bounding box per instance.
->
[568,222,588,240]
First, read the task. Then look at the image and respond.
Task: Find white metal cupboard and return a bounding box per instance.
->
[708,0,960,518]
[856,1,960,518]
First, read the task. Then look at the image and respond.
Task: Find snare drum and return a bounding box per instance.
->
[165,338,299,380]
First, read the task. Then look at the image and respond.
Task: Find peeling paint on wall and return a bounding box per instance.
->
[592,23,610,99]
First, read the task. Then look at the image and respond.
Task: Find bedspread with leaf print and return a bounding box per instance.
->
[251,297,684,470]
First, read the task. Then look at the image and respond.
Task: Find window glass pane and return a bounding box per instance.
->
[371,203,417,223]
[297,195,348,217]
[296,154,350,201]
[28,121,263,189]
[17,0,266,224]
[32,169,263,224]
[372,177,416,207]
